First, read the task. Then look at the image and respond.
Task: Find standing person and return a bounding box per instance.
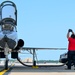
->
[67,29,75,69]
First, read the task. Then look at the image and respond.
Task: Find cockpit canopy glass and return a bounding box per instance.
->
[2,6,16,21]
[0,1,17,26]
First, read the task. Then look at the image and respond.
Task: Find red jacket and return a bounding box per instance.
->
[68,37,75,51]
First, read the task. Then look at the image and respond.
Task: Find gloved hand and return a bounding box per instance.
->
[68,29,72,32]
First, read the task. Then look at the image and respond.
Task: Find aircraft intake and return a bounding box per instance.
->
[14,39,24,50]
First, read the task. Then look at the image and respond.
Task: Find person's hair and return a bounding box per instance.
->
[71,34,75,39]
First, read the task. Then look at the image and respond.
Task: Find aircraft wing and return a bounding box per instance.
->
[21,47,67,50]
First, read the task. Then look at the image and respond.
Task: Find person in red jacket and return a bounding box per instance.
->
[67,29,75,69]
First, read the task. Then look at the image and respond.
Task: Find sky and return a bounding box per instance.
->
[0,0,75,60]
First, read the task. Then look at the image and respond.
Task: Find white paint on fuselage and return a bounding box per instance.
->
[0,31,17,42]
[0,26,18,49]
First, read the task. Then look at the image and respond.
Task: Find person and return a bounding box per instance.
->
[67,29,75,69]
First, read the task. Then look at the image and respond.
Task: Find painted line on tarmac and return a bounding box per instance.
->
[0,68,9,75]
[0,64,15,75]
[3,67,13,75]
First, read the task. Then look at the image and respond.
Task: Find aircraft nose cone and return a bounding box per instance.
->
[1,35,16,49]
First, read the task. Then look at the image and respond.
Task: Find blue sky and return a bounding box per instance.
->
[0,0,75,60]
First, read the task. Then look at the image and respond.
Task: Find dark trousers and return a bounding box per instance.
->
[67,51,75,69]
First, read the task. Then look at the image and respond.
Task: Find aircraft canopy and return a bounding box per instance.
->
[0,1,17,26]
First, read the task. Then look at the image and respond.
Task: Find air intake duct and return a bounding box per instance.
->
[14,39,24,50]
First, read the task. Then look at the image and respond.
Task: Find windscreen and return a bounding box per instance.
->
[2,5,16,20]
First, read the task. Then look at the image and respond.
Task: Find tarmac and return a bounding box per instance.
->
[0,62,75,75]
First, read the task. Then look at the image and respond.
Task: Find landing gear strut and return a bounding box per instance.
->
[5,55,8,70]
[4,43,9,70]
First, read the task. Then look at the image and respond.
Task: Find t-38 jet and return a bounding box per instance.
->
[0,1,67,70]
[0,1,24,69]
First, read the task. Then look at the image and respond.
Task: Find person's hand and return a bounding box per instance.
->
[68,29,72,32]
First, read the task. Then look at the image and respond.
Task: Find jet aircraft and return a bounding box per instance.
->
[0,1,67,70]
[0,0,24,69]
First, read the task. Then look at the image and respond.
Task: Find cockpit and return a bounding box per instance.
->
[2,24,13,31]
[0,1,17,32]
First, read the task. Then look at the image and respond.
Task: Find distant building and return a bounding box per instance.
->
[22,58,33,63]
